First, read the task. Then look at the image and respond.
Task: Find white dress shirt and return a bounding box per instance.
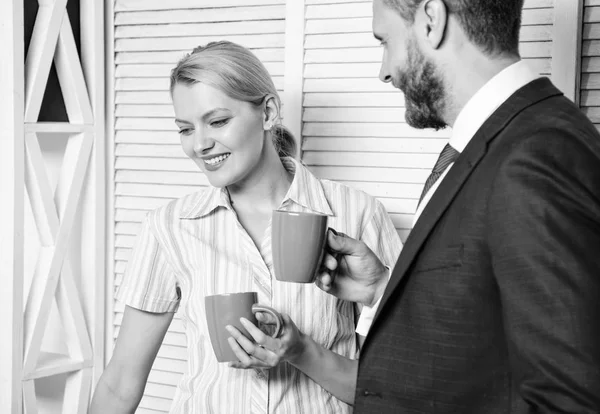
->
[356,60,541,336]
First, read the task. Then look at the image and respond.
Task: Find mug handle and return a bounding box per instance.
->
[251,304,283,338]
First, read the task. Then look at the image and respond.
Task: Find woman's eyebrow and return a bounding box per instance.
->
[175,108,230,125]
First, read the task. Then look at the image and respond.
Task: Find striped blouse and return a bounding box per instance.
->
[116,157,402,414]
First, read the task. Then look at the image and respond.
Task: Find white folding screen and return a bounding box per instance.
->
[582,0,600,127]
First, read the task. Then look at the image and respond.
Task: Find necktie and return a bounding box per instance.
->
[418,143,460,206]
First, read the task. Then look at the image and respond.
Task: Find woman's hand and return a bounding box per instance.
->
[228,310,359,405]
[226,312,306,369]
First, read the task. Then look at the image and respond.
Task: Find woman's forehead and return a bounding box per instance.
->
[172,82,256,119]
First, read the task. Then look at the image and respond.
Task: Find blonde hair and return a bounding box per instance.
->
[170,41,297,159]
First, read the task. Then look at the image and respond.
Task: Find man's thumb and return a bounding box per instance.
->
[327,228,360,255]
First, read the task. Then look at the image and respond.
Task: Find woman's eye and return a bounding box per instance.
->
[210,118,229,128]
[178,128,193,136]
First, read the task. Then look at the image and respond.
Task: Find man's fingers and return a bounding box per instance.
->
[326,228,361,255]
[316,272,340,298]
[315,271,332,290]
[321,252,339,272]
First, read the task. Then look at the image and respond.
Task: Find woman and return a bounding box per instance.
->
[91,41,401,413]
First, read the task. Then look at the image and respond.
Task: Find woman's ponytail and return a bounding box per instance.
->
[272,124,298,159]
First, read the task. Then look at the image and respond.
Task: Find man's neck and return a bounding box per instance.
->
[442,53,520,128]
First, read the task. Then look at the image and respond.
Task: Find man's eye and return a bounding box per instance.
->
[178,128,193,136]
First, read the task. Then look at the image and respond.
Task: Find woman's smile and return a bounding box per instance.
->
[202,152,231,171]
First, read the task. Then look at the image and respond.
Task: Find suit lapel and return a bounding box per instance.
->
[365,78,563,341]
[371,136,486,317]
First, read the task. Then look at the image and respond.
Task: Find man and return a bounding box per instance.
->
[317,0,600,412]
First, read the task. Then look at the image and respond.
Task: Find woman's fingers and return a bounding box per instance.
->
[226,336,269,368]
[240,318,277,350]
[225,324,279,368]
[226,334,270,368]
[255,311,278,325]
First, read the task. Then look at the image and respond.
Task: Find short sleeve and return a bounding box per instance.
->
[115,214,180,313]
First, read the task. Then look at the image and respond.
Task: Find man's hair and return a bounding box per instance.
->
[384,0,524,55]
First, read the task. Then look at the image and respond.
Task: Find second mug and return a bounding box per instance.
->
[271,210,328,283]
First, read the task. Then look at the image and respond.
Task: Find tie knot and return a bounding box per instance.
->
[432,143,460,173]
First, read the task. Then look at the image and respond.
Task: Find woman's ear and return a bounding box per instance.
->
[262,94,280,131]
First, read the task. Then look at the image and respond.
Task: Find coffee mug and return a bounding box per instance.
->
[272,210,328,283]
[205,292,283,362]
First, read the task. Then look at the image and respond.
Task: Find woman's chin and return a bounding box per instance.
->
[205,175,229,189]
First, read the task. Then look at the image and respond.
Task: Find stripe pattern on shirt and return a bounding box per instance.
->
[116,158,402,414]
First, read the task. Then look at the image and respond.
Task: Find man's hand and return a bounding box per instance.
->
[316,229,389,307]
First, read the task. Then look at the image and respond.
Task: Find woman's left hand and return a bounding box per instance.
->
[226,312,306,369]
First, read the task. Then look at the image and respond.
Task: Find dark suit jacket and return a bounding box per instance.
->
[355,78,600,413]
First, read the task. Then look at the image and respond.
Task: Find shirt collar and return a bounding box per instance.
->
[280,157,334,216]
[450,60,541,153]
[179,157,333,219]
[179,185,233,219]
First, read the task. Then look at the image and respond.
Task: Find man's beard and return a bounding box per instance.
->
[396,38,447,130]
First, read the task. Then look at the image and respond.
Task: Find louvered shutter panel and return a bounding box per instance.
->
[301,0,555,243]
[111,1,286,411]
[582,0,600,128]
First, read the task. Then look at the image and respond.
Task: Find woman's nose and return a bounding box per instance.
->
[193,130,215,154]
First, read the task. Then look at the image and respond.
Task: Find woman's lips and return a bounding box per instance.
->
[203,153,231,171]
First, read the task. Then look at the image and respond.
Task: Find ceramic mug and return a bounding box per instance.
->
[271,210,328,283]
[205,292,282,362]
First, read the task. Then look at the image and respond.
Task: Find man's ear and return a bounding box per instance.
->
[421,0,448,50]
[262,94,280,130]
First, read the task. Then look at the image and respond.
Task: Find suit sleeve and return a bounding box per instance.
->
[354,199,403,336]
[487,130,600,412]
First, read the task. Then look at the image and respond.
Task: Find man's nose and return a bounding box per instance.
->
[379,64,392,83]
